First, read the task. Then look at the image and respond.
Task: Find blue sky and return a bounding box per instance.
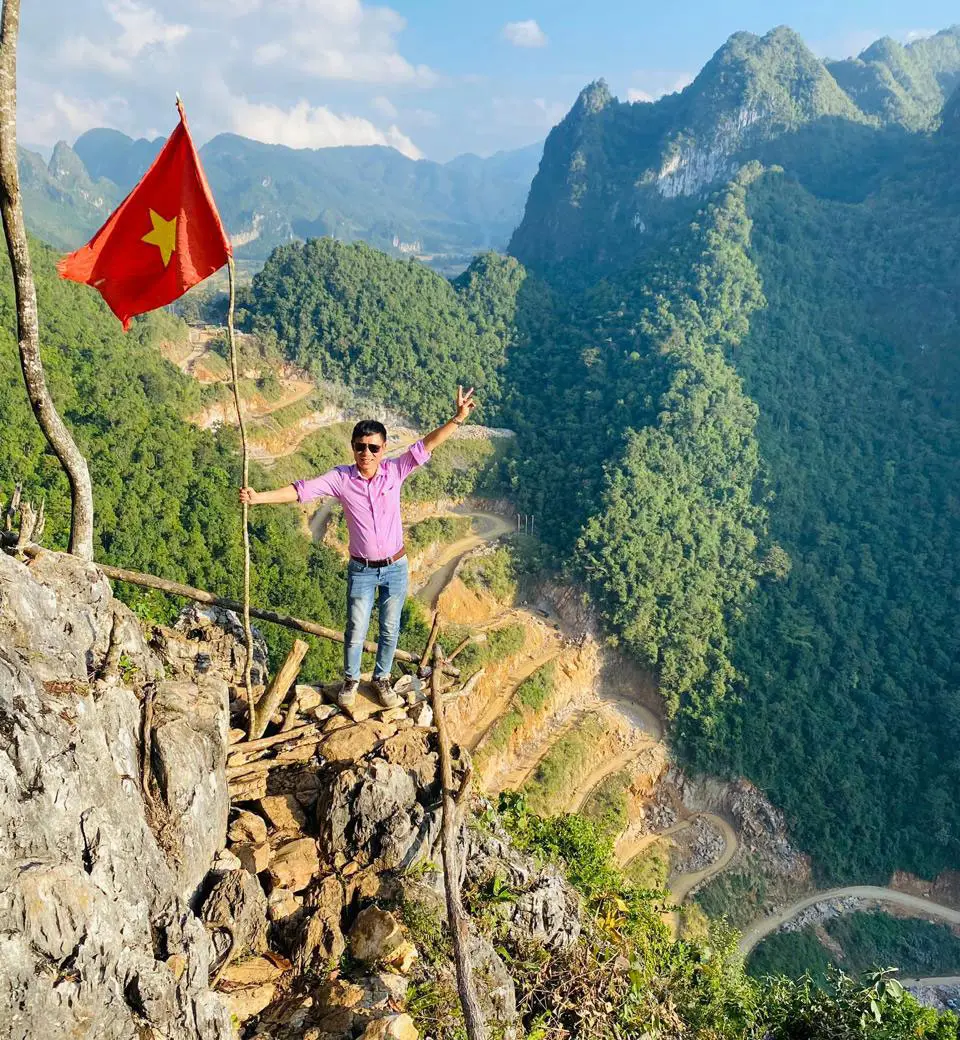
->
[17,0,960,162]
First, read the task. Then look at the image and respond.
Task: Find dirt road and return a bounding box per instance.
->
[740,887,960,956]
[414,512,515,609]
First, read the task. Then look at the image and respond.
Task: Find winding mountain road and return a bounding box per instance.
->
[739,887,960,956]
[414,511,515,609]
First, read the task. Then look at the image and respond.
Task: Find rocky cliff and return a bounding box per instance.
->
[508,25,960,270]
[0,549,233,1039]
[0,548,584,1039]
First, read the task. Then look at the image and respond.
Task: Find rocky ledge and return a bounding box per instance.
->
[0,549,584,1040]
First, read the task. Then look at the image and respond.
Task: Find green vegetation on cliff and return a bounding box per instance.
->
[445,795,960,1040]
[241,239,525,426]
[506,58,960,888]
[750,911,960,986]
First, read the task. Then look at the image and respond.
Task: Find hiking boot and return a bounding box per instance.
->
[373,676,403,709]
[338,678,360,710]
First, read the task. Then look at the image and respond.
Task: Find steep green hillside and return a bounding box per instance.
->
[690,135,960,882]
[506,50,960,884]
[241,239,525,426]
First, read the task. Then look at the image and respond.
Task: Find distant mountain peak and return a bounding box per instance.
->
[574,80,615,116]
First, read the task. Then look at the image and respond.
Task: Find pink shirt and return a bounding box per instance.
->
[293,440,431,560]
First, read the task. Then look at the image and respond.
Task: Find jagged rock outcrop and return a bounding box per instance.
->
[0,550,232,1039]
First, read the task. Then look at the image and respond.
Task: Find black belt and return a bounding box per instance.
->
[350,548,406,568]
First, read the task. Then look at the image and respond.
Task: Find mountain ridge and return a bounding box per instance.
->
[509,24,960,270]
[21,130,543,270]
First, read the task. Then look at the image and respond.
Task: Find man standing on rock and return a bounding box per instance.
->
[240,386,477,711]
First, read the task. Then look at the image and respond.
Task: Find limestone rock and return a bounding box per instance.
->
[312,703,339,723]
[149,676,230,898]
[235,841,271,875]
[229,808,269,846]
[219,956,286,1024]
[202,868,269,959]
[464,825,581,952]
[293,873,344,971]
[360,1013,419,1040]
[171,602,270,688]
[380,730,438,788]
[349,905,404,963]
[261,792,308,832]
[212,847,243,872]
[319,760,440,872]
[409,702,434,729]
[319,719,394,764]
[294,683,324,711]
[270,837,320,891]
[0,551,232,1040]
[267,888,304,923]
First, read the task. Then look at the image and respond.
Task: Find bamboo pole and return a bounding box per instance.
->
[431,644,487,1040]
[250,638,308,739]
[0,0,94,559]
[225,254,256,737]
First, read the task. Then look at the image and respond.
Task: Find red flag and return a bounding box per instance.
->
[58,104,231,329]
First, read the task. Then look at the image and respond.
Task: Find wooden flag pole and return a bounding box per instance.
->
[225,253,256,737]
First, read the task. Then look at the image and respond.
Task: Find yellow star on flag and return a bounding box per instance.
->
[141,209,177,267]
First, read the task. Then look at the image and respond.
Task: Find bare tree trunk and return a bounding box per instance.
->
[0,0,94,560]
[431,645,487,1040]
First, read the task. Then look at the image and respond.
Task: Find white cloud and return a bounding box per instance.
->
[502,19,547,49]
[228,96,423,158]
[28,89,130,141]
[107,0,190,52]
[627,75,693,103]
[251,1,437,84]
[903,28,936,43]
[58,1,188,76]
[371,95,398,119]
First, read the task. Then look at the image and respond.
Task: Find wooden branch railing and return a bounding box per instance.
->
[56,554,462,678]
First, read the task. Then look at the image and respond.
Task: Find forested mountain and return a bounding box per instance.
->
[239,239,525,426]
[503,26,960,886]
[18,140,121,250]
[826,29,960,126]
[19,131,542,271]
[510,25,960,269]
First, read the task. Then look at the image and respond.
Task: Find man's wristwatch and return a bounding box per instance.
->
[452,416,465,425]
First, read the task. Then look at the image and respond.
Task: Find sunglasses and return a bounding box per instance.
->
[353,441,383,454]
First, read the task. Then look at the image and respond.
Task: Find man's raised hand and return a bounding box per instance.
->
[456,385,477,422]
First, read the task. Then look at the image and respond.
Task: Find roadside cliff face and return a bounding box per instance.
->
[0,550,233,1040]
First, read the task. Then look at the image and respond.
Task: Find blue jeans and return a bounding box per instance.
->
[344,558,409,681]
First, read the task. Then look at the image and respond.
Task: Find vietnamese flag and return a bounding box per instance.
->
[58,104,231,329]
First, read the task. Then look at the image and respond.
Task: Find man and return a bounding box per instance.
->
[240,386,477,711]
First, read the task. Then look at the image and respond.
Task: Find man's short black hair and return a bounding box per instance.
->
[352,419,387,443]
